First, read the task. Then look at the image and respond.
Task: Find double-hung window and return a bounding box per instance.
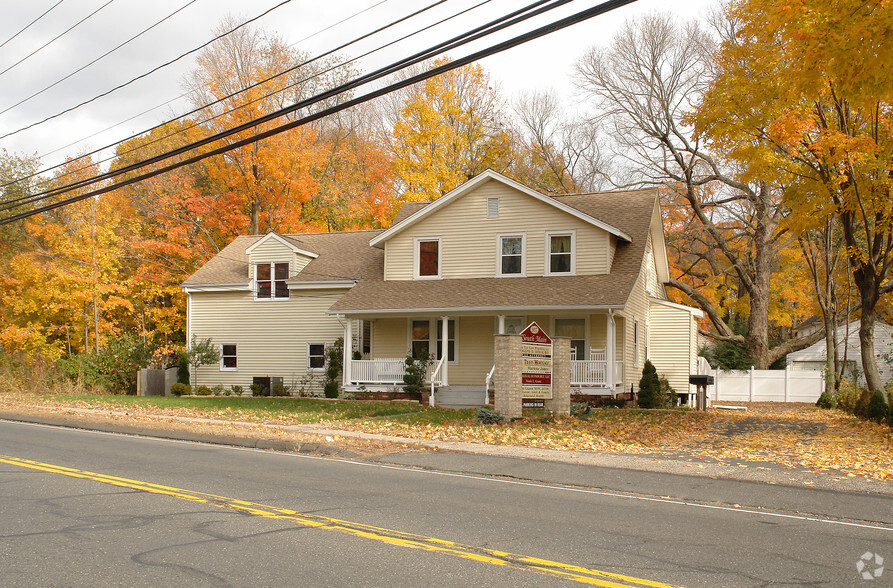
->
[411,320,431,359]
[498,234,524,276]
[256,262,289,299]
[546,232,574,274]
[415,238,441,279]
[220,344,237,370]
[307,343,326,371]
[436,319,456,362]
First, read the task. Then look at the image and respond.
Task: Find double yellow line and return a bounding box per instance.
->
[0,454,683,588]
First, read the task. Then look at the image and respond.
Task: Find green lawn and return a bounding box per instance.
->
[36,394,440,424]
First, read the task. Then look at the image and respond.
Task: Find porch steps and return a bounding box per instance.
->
[434,386,488,409]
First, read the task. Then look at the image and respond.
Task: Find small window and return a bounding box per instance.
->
[503,316,525,334]
[221,344,237,370]
[256,262,289,299]
[499,235,524,276]
[308,343,326,371]
[416,238,440,278]
[548,233,573,274]
[487,198,499,218]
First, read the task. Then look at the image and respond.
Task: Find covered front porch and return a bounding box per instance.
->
[340,311,626,405]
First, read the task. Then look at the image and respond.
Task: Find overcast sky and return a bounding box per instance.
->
[0,0,718,171]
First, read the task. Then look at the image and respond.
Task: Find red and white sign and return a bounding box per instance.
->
[520,321,552,399]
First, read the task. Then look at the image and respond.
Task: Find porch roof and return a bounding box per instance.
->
[328,273,633,315]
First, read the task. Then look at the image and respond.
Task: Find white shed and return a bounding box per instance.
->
[787,321,893,385]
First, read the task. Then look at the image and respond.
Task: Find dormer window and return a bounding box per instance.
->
[415,238,441,279]
[256,262,289,299]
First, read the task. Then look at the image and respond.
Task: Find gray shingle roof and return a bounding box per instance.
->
[183,187,658,315]
[330,188,658,313]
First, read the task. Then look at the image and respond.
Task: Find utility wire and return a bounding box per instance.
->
[6,0,559,211]
[0,0,201,115]
[2,0,466,197]
[0,0,116,78]
[32,0,394,165]
[0,0,293,133]
[0,0,66,49]
[2,0,563,212]
[0,0,638,226]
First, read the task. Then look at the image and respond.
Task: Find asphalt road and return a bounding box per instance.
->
[0,419,890,587]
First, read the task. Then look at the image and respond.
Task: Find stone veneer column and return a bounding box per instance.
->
[544,337,570,415]
[493,334,522,419]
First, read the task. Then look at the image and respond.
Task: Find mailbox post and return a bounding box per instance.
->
[688,374,714,411]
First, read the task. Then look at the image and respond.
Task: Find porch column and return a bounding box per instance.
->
[440,316,449,386]
[606,310,615,392]
[498,314,505,334]
[343,317,353,387]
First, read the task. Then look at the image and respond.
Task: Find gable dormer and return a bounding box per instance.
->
[245,232,318,300]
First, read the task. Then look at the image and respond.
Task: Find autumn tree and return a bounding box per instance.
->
[511,90,607,194]
[574,13,820,368]
[182,18,352,234]
[693,0,893,390]
[389,59,514,202]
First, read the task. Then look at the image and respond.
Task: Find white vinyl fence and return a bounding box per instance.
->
[702,366,825,403]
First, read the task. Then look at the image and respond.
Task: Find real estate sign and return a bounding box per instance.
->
[520,322,552,399]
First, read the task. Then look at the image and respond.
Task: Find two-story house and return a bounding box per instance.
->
[182,170,703,405]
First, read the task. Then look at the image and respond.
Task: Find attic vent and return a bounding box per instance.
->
[487,198,499,218]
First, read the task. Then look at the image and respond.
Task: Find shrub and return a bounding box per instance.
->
[815,391,836,409]
[476,407,504,424]
[402,353,431,399]
[854,389,873,418]
[250,383,267,397]
[866,390,888,424]
[637,360,662,409]
[272,383,290,397]
[195,385,212,396]
[888,392,893,427]
[324,338,343,399]
[170,382,190,397]
[659,376,677,408]
[230,385,244,396]
[835,380,860,413]
[177,353,190,385]
[570,402,591,417]
[211,384,225,396]
[60,333,154,394]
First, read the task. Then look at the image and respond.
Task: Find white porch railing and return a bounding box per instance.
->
[571,360,624,387]
[429,356,447,406]
[350,358,405,384]
[350,358,438,386]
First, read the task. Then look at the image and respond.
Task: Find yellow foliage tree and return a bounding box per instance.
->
[693,0,893,390]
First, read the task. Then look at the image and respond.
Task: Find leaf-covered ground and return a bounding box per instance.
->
[1,393,890,481]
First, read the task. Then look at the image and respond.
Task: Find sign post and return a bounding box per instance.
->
[520,322,552,400]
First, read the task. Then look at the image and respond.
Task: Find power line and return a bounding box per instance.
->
[2,0,470,198]
[0,0,201,115]
[0,0,66,49]
[0,0,116,78]
[6,0,559,212]
[0,0,294,133]
[0,0,639,226]
[2,0,565,213]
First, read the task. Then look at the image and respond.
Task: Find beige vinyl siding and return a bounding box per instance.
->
[371,317,408,359]
[384,179,611,280]
[452,316,495,385]
[620,237,652,392]
[589,314,607,352]
[649,300,695,395]
[189,289,345,394]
